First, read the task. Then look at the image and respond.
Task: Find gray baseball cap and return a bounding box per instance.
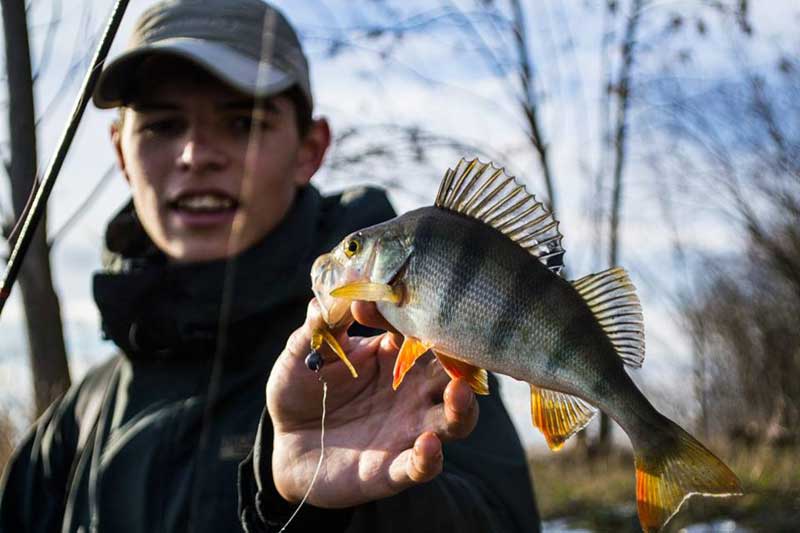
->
[92,0,312,110]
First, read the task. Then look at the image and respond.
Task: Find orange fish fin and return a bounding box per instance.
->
[529,385,597,451]
[634,424,742,532]
[433,351,489,395]
[392,337,431,390]
[330,282,401,304]
[571,267,645,368]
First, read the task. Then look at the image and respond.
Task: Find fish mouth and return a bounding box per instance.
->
[311,253,354,327]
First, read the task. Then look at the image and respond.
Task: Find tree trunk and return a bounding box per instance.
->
[509,0,558,215]
[2,0,70,415]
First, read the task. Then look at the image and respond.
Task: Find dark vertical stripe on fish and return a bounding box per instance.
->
[436,221,487,328]
[544,302,593,376]
[487,262,529,355]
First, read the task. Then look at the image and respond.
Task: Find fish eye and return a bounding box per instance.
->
[344,237,361,258]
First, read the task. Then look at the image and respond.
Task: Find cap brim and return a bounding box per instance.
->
[93,38,296,109]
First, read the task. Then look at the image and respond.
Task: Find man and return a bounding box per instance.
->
[0,1,539,531]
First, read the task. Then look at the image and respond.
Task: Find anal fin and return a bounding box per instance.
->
[393,337,431,390]
[530,385,597,451]
[433,351,489,395]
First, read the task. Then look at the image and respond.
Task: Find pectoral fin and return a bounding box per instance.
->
[392,337,431,390]
[433,352,490,395]
[330,282,402,304]
[311,327,358,378]
[530,385,596,451]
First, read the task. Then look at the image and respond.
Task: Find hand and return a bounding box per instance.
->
[266,299,479,508]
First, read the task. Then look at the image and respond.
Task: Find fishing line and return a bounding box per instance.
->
[279,375,328,532]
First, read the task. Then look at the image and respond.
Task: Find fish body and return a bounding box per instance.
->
[311,159,741,532]
[347,206,653,439]
[373,207,609,393]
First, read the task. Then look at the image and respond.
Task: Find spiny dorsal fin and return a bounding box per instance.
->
[571,267,645,368]
[530,385,597,451]
[435,158,565,275]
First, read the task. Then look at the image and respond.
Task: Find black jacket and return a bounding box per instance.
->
[0,185,539,532]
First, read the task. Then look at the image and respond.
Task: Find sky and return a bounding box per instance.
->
[0,0,797,449]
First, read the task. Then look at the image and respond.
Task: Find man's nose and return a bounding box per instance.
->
[177,129,227,172]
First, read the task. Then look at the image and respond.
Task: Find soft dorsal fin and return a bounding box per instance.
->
[435,158,565,275]
[571,267,645,368]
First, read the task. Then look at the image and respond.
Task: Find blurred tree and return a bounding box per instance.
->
[1,0,70,415]
[595,0,645,457]
[652,29,799,445]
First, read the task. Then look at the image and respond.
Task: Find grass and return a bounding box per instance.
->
[529,444,800,532]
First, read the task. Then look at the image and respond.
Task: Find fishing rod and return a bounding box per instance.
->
[0,0,130,316]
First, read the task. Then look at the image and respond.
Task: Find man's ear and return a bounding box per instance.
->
[294,117,331,187]
[111,117,129,182]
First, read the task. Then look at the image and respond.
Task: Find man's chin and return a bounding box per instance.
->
[163,236,249,264]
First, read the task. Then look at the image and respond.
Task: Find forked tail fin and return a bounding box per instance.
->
[634,422,742,532]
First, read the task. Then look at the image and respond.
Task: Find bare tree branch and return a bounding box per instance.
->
[30,0,61,83]
[508,0,556,213]
[35,1,96,128]
[48,163,117,248]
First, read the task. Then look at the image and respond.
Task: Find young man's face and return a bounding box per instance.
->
[112,58,329,262]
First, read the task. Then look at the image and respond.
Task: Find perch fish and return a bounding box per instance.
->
[310,158,741,533]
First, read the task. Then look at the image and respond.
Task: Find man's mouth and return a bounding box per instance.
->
[169,192,239,214]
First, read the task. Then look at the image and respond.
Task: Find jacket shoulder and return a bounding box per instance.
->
[33,355,122,452]
[322,186,396,231]
[71,356,122,432]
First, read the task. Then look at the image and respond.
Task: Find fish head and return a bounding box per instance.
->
[311,252,354,327]
[311,221,413,326]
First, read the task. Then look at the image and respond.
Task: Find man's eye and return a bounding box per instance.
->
[230,115,269,134]
[140,118,184,136]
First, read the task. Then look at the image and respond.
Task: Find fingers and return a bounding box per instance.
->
[408,432,443,482]
[388,431,443,489]
[353,301,404,351]
[351,301,399,334]
[285,299,327,357]
[435,378,479,441]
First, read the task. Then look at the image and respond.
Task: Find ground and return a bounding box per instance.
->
[530,445,800,532]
